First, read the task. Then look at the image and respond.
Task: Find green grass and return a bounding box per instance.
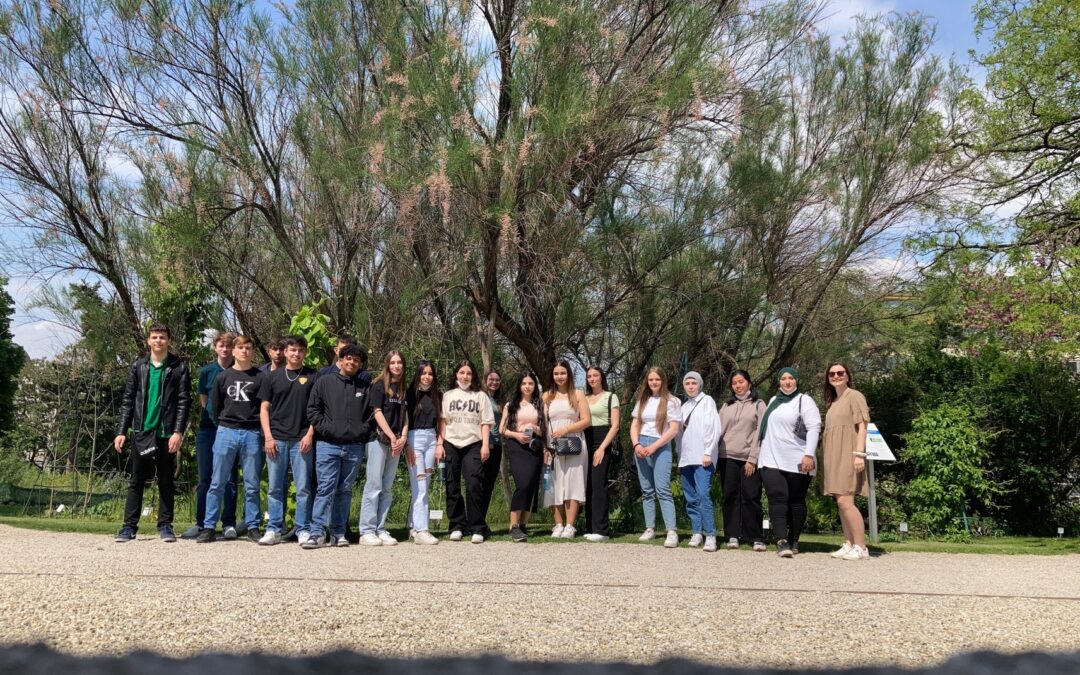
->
[2,515,1077,554]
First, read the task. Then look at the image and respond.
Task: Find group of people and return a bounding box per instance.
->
[114,325,873,560]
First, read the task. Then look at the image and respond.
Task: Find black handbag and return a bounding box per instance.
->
[545,400,583,456]
[133,429,159,457]
[794,394,808,442]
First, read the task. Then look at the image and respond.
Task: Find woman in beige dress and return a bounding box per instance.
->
[822,361,870,561]
[543,359,591,539]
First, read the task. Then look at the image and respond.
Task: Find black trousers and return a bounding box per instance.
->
[122,436,175,531]
[584,425,612,536]
[478,440,503,530]
[444,441,487,535]
[760,467,811,544]
[721,457,763,542]
[506,437,543,513]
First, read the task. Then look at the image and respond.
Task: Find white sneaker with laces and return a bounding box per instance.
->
[449,530,463,541]
[583,533,609,542]
[297,531,311,546]
[333,535,350,547]
[377,531,398,546]
[703,536,717,552]
[664,530,679,548]
[842,545,870,560]
[831,542,853,559]
[688,533,703,548]
[360,533,382,546]
[561,525,577,539]
[752,541,767,552]
[727,537,739,549]
[258,530,280,546]
[471,533,485,544]
[638,528,656,541]
[551,524,565,538]
[414,531,439,545]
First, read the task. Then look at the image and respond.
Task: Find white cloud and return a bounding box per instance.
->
[11,319,79,360]
[819,0,895,39]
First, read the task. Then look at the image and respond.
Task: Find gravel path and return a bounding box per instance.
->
[0,524,1078,668]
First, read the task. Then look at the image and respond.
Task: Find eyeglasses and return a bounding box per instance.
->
[828,370,847,378]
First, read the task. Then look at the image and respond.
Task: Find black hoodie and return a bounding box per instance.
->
[306,370,374,444]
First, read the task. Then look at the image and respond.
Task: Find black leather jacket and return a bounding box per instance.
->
[117,354,192,437]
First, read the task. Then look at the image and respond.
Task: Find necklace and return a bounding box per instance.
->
[286,368,302,382]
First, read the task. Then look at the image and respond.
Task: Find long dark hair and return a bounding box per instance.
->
[586,366,608,395]
[823,361,853,406]
[506,372,545,438]
[544,359,578,406]
[452,359,481,392]
[407,359,441,417]
[725,369,760,405]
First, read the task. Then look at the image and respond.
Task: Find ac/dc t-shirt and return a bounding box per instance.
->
[258,366,316,441]
[212,367,265,430]
[440,388,494,447]
[369,380,405,435]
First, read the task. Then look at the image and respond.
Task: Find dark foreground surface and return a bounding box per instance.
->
[1,646,1079,674]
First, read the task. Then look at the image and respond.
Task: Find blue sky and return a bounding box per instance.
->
[2,0,989,360]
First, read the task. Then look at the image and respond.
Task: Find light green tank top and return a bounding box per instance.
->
[587,392,620,427]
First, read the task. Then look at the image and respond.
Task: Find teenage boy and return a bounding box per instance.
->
[304,344,373,548]
[318,335,371,384]
[113,324,191,542]
[197,336,266,543]
[479,369,503,535]
[259,336,286,373]
[258,335,317,545]
[182,331,240,540]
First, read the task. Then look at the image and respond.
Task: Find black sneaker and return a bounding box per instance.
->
[196,528,215,544]
[115,526,136,543]
[158,525,176,543]
[510,525,528,542]
[245,528,262,543]
[301,534,327,549]
[777,539,793,558]
[791,541,799,555]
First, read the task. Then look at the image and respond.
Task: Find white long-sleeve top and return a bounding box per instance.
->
[758,393,821,475]
[677,393,721,468]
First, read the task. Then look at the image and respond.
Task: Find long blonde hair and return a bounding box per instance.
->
[636,366,672,430]
[379,350,405,395]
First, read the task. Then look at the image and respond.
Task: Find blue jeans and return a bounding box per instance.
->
[634,435,676,531]
[407,429,438,532]
[267,439,314,534]
[196,427,237,528]
[359,439,400,535]
[680,463,716,536]
[311,441,364,539]
[205,426,263,530]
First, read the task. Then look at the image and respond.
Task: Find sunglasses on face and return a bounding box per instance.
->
[828,370,847,378]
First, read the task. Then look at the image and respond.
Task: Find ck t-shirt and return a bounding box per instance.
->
[197,361,225,429]
[369,380,406,435]
[212,367,265,430]
[258,366,316,441]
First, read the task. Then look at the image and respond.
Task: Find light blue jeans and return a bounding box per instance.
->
[359,438,401,535]
[634,435,676,531]
[205,426,263,531]
[407,429,438,532]
[680,463,716,536]
[311,441,364,539]
[266,439,314,534]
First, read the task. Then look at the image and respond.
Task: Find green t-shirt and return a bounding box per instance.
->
[143,360,167,437]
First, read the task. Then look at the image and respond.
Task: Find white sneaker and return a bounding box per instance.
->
[842,545,870,560]
[360,533,382,546]
[752,541,767,552]
[471,533,485,544]
[664,530,679,548]
[449,530,463,541]
[688,533,703,548]
[703,536,717,552]
[297,531,311,546]
[551,524,565,538]
[638,528,656,541]
[377,531,398,546]
[414,531,439,545]
[831,542,853,559]
[332,534,350,547]
[561,525,577,539]
[258,530,280,546]
[726,537,739,549]
[583,533,609,542]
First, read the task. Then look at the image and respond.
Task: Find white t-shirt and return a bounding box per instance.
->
[758,393,822,474]
[631,395,683,438]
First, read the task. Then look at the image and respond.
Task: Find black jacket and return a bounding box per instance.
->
[307,371,374,445]
[117,354,192,437]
